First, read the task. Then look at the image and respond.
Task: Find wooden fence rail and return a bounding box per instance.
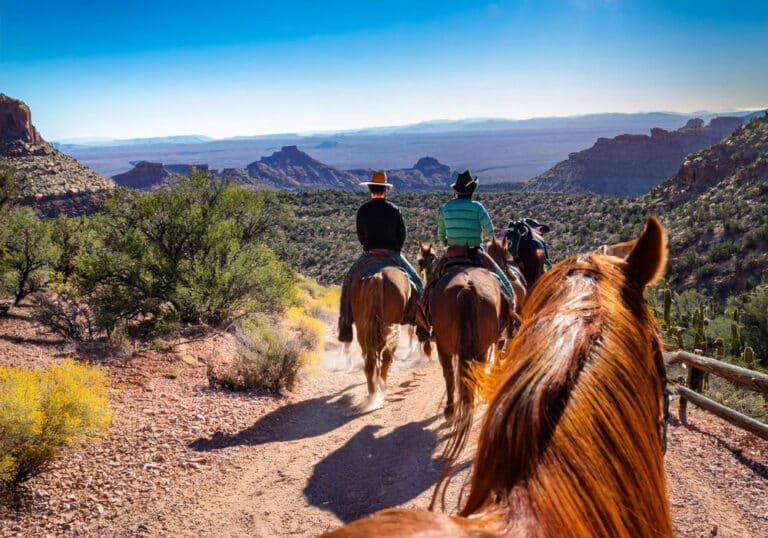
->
[663,351,768,441]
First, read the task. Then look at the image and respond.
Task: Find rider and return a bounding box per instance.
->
[337,170,424,343]
[416,169,515,341]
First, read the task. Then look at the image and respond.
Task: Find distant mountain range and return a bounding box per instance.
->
[53,135,214,149]
[53,111,764,143]
[111,147,455,191]
[55,109,767,184]
[522,117,745,196]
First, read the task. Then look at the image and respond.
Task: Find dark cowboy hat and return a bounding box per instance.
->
[359,170,393,188]
[451,169,478,193]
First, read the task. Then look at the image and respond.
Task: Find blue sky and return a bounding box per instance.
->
[2,0,767,139]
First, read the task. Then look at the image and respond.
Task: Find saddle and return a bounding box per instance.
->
[348,250,403,281]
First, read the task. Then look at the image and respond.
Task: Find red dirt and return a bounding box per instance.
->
[1,305,766,537]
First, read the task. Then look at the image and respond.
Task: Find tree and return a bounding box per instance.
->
[75,171,296,329]
[0,207,59,304]
[0,161,19,211]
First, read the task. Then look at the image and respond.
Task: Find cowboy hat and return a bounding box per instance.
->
[451,169,478,193]
[359,170,393,187]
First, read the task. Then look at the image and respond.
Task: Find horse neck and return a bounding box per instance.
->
[461,261,672,537]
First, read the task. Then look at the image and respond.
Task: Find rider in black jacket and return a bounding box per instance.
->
[337,171,423,343]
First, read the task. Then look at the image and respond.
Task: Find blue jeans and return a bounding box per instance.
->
[390,252,425,295]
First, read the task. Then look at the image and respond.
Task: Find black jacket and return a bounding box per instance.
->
[356,198,406,251]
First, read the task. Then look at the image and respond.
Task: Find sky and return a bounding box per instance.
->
[1,0,767,140]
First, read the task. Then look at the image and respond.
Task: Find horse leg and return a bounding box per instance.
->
[438,349,455,419]
[363,350,387,411]
[364,350,377,395]
[380,346,394,391]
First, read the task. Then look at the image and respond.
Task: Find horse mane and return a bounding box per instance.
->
[460,249,672,536]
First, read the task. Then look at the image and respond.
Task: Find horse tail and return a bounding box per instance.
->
[360,273,386,353]
[447,286,481,462]
[458,285,480,364]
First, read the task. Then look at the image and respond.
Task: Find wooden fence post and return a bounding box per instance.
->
[679,350,705,422]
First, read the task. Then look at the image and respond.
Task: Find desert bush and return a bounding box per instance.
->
[207,319,301,393]
[75,172,296,330]
[50,216,96,283]
[0,161,19,211]
[0,360,112,495]
[0,206,59,305]
[31,284,97,340]
[739,283,768,363]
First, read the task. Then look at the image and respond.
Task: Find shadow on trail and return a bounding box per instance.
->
[669,414,768,479]
[303,417,443,522]
[188,384,365,451]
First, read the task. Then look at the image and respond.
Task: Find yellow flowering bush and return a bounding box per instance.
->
[0,359,112,493]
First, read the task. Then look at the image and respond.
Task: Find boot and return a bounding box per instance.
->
[401,289,419,325]
[415,303,432,342]
[338,325,353,343]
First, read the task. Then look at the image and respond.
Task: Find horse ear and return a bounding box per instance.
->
[501,236,508,248]
[624,216,668,288]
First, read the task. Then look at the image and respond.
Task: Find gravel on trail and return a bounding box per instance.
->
[1,306,766,537]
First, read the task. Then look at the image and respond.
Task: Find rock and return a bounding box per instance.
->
[523,116,746,196]
[348,156,453,190]
[0,93,43,144]
[112,161,173,190]
[245,145,360,189]
[1,94,115,216]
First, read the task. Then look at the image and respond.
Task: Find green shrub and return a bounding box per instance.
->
[207,319,301,393]
[0,161,19,211]
[75,172,296,330]
[0,360,112,495]
[740,284,768,363]
[31,284,96,340]
[0,206,59,305]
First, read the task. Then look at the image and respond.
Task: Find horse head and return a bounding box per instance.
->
[460,215,671,535]
[505,218,551,289]
[416,240,437,281]
[324,217,672,538]
[486,236,527,311]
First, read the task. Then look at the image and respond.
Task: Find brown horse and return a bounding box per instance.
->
[416,241,436,282]
[323,216,672,537]
[506,219,551,287]
[486,236,527,311]
[350,264,412,410]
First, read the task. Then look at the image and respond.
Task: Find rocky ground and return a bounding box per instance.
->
[1,304,767,537]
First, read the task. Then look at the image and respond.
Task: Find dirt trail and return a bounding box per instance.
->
[162,329,768,538]
[1,310,766,537]
[163,333,471,537]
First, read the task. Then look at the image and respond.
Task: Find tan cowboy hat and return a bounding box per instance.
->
[451,169,478,193]
[359,169,393,188]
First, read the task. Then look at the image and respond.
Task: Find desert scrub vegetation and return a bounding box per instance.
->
[0,206,59,305]
[0,359,112,497]
[0,169,298,343]
[75,171,296,330]
[206,278,335,392]
[207,318,303,393]
[655,286,768,420]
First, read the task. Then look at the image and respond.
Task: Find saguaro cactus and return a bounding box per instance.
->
[714,338,725,360]
[730,310,742,356]
[692,306,707,354]
[742,346,756,369]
